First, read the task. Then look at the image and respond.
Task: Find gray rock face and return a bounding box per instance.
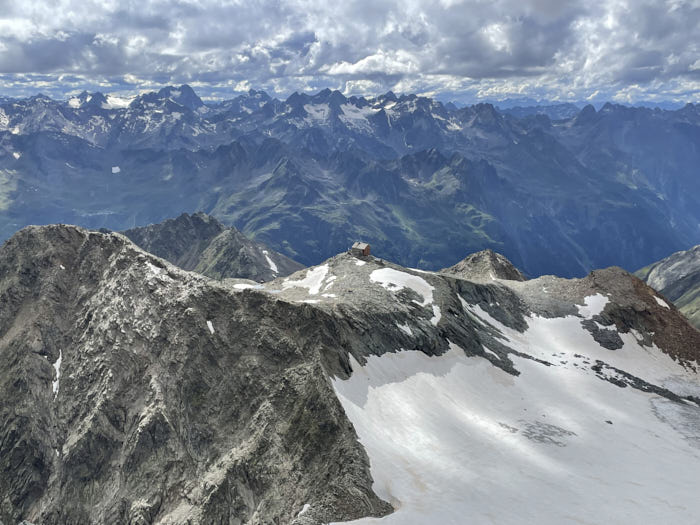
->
[0,226,388,525]
[441,249,527,281]
[2,226,699,524]
[635,245,700,330]
[122,212,305,282]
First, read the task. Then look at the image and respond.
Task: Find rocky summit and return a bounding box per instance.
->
[1,225,700,524]
[441,248,527,281]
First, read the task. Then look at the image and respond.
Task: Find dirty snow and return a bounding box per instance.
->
[262,250,278,273]
[207,320,215,334]
[370,268,434,307]
[283,265,329,295]
[654,296,670,309]
[331,310,700,525]
[52,350,62,398]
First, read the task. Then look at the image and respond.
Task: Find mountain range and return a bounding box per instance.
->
[1,84,699,278]
[1,222,699,524]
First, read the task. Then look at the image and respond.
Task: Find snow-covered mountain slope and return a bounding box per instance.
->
[636,245,700,330]
[330,302,700,524]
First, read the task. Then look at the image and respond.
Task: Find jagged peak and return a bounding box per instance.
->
[156,84,204,110]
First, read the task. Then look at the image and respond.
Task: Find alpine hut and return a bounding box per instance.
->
[351,242,371,257]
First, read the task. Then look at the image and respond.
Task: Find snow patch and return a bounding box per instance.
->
[370,268,434,307]
[104,95,133,109]
[408,267,432,274]
[303,103,330,122]
[207,320,215,334]
[233,283,264,290]
[355,260,366,266]
[482,345,500,359]
[396,323,413,336]
[111,166,121,174]
[52,350,62,398]
[430,305,442,326]
[283,265,329,295]
[12,152,21,159]
[339,103,377,131]
[654,296,670,309]
[262,250,278,273]
[297,504,311,517]
[577,294,609,318]
[322,275,338,291]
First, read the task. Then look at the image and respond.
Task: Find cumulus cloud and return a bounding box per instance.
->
[0,0,697,103]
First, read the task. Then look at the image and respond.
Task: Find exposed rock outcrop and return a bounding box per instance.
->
[0,225,387,525]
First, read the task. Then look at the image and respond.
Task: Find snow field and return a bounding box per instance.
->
[331,295,700,524]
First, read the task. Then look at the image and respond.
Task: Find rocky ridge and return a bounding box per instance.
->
[636,245,700,330]
[122,212,304,281]
[1,225,700,524]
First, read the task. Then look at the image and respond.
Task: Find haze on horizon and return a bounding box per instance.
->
[0,0,697,105]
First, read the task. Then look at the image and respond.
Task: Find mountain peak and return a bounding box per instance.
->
[156,84,204,110]
[441,249,526,281]
[122,213,304,281]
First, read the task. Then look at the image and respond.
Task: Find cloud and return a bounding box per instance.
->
[0,0,696,103]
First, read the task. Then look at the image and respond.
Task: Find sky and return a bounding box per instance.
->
[0,0,698,104]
